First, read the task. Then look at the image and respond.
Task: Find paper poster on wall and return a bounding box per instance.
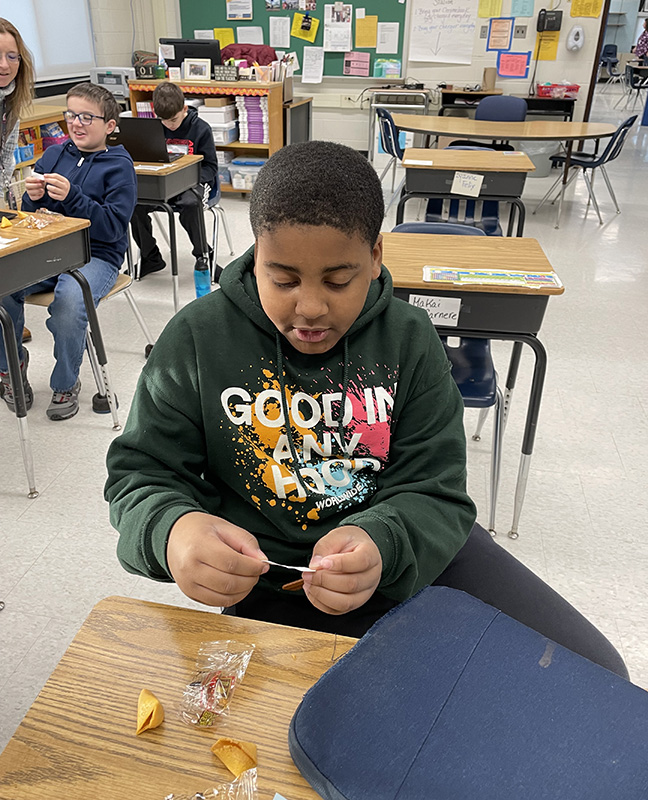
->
[376,22,399,53]
[291,13,320,42]
[478,0,502,18]
[301,46,325,82]
[269,16,291,47]
[374,57,401,76]
[227,0,253,20]
[487,17,513,50]
[323,3,352,51]
[194,30,215,39]
[511,0,534,17]
[237,26,264,43]
[535,30,560,60]
[356,15,378,48]
[497,51,530,77]
[409,0,478,64]
[214,28,236,47]
[343,51,370,74]
[570,0,603,17]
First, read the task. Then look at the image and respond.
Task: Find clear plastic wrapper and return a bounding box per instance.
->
[180,641,255,727]
[16,209,64,229]
[163,767,257,800]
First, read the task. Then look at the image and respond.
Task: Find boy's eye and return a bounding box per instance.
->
[326,280,351,289]
[273,279,298,288]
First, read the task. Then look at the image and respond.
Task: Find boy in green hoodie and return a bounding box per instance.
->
[105,141,626,677]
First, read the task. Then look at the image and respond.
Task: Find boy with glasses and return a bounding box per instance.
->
[0,82,136,420]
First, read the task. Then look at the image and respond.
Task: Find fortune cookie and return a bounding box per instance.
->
[211,737,258,777]
[135,688,164,735]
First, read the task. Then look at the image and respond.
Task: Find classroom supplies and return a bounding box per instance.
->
[423,265,564,289]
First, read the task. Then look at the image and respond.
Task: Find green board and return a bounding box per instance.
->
[179,0,406,78]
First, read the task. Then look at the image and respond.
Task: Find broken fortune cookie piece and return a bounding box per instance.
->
[136,688,165,734]
[211,737,258,777]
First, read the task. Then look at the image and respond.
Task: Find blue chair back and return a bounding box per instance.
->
[601,44,618,61]
[376,107,404,160]
[592,115,637,167]
[475,95,527,122]
[392,222,486,236]
[207,180,221,207]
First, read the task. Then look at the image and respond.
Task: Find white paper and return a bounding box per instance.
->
[263,560,317,573]
[0,235,18,247]
[409,0,478,64]
[409,294,461,326]
[237,26,264,44]
[403,158,434,165]
[301,46,324,82]
[194,29,215,39]
[376,22,400,54]
[323,4,352,52]
[227,0,253,20]
[134,165,168,172]
[286,50,300,71]
[356,7,366,18]
[159,43,175,60]
[451,171,484,197]
[269,16,291,48]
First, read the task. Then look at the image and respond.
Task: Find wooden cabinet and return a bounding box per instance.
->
[128,79,285,193]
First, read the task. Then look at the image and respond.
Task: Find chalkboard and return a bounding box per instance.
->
[179,0,407,78]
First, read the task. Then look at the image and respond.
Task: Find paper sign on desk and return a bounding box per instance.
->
[134,165,168,172]
[423,266,564,289]
[451,171,484,197]
[404,158,434,165]
[409,295,461,326]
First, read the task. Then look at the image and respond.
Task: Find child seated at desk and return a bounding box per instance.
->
[106,141,627,679]
[130,81,218,277]
[0,82,136,421]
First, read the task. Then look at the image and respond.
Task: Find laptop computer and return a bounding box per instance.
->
[108,117,182,163]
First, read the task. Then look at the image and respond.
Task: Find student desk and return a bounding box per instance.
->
[0,215,118,498]
[133,154,205,313]
[391,115,617,228]
[398,147,536,235]
[438,88,503,115]
[382,231,564,538]
[0,595,355,800]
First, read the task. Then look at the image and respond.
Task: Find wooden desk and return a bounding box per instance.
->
[134,154,204,313]
[392,115,617,228]
[382,232,563,538]
[0,595,355,800]
[399,148,536,234]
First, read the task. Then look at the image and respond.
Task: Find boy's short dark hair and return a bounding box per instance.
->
[67,82,120,124]
[152,82,185,119]
[250,141,385,247]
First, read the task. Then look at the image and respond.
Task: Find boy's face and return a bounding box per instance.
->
[254,224,383,355]
[159,106,188,131]
[66,95,116,153]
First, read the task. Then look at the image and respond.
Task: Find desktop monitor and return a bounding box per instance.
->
[159,38,222,77]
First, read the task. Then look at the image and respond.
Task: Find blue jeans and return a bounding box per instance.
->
[0,257,118,392]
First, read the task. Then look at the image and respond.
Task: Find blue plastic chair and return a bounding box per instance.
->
[376,107,406,211]
[392,221,504,535]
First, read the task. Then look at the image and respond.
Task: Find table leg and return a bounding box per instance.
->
[0,307,38,498]
[555,140,573,229]
[503,341,524,430]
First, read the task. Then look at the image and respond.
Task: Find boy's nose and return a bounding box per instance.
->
[295,291,327,321]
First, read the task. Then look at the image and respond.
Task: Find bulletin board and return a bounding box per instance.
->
[178,0,407,78]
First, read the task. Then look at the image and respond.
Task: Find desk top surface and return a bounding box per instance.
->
[403,147,535,172]
[441,88,503,97]
[133,153,203,175]
[392,113,617,141]
[0,595,355,800]
[382,232,564,295]
[0,214,89,258]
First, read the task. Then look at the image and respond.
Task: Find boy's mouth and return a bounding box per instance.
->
[293,328,329,343]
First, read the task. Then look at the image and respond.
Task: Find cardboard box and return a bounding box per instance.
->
[205,97,236,107]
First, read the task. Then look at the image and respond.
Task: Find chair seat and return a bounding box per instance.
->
[550,151,599,168]
[25,272,133,308]
[442,338,498,408]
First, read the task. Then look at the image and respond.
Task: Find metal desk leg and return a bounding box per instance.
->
[68,270,121,431]
[159,202,180,314]
[503,341,524,429]
[555,140,573,229]
[0,307,38,498]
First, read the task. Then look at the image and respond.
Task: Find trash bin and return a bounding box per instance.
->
[512,140,561,178]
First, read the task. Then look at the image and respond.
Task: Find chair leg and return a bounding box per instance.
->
[378,156,396,184]
[472,407,490,442]
[550,167,579,205]
[216,205,234,255]
[123,289,156,348]
[582,170,603,224]
[599,165,620,213]
[385,175,406,213]
[533,172,563,214]
[488,387,505,537]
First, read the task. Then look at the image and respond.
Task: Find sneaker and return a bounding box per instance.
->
[22,326,32,343]
[46,379,81,421]
[0,348,34,412]
[138,253,166,278]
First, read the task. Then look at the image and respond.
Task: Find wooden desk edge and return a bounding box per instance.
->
[402,148,536,172]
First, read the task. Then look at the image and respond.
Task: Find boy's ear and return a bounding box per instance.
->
[371,234,383,279]
[106,118,117,135]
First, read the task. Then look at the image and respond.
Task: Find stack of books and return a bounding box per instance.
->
[135,101,155,119]
[235,96,268,144]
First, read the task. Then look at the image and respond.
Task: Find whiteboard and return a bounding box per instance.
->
[409,0,478,65]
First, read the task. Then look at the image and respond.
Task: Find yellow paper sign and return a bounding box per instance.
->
[214,28,236,47]
[570,0,603,16]
[291,13,320,43]
[478,0,503,18]
[356,15,378,48]
[535,30,560,60]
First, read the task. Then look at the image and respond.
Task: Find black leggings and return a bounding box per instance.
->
[226,523,628,679]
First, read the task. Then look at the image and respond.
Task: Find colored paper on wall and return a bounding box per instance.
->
[343,50,370,74]
[497,50,530,77]
[214,28,236,47]
[356,15,378,48]
[570,0,603,17]
[478,0,502,18]
[535,29,559,60]
[487,17,513,50]
[511,0,534,16]
[291,13,320,42]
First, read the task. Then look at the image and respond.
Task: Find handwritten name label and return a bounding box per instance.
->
[409,294,461,326]
[451,170,484,197]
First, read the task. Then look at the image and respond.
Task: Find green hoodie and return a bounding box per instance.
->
[105,248,476,601]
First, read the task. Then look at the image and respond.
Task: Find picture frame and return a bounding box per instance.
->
[183,58,212,81]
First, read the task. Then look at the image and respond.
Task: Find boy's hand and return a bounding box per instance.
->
[166,512,269,607]
[43,173,71,202]
[24,175,46,201]
[302,526,382,615]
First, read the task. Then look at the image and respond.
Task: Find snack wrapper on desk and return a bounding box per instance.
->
[180,641,255,727]
[163,767,257,799]
[16,209,64,229]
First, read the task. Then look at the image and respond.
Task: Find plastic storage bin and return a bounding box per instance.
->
[200,105,237,124]
[211,121,239,144]
[229,157,267,191]
[536,83,580,99]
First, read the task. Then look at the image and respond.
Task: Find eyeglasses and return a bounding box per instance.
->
[0,52,20,64]
[63,110,106,126]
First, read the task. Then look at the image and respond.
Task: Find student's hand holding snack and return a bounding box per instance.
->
[24,174,46,201]
[302,526,382,615]
[43,172,71,201]
[167,512,269,607]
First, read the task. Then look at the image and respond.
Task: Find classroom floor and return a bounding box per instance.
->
[1,86,646,751]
